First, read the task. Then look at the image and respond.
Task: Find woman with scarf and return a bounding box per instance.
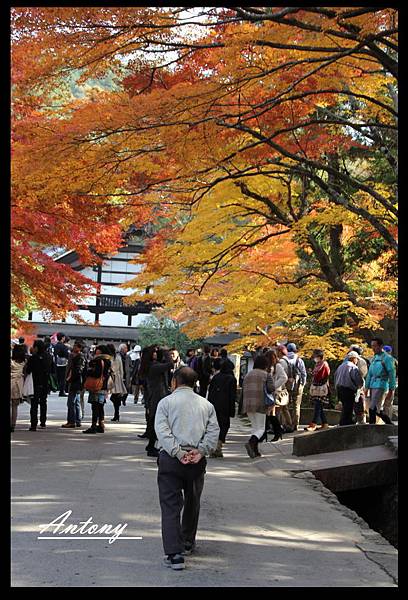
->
[304,349,331,432]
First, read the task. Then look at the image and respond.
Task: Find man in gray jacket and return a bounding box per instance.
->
[154,367,220,570]
[335,351,365,426]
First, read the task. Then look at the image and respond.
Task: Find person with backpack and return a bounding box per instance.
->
[54,332,70,397]
[365,338,396,425]
[83,345,112,434]
[346,344,370,424]
[284,343,307,431]
[196,345,212,398]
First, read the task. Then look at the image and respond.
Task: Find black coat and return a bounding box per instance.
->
[54,342,69,365]
[26,353,52,390]
[144,360,173,411]
[197,354,212,382]
[66,352,86,393]
[208,372,237,417]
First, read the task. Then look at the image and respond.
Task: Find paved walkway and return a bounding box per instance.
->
[11,393,397,587]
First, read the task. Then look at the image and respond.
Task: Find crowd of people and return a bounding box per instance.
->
[9,338,237,457]
[240,338,397,458]
[10,333,397,571]
[10,335,397,447]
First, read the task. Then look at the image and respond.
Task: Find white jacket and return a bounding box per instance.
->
[110,354,127,395]
[272,362,288,391]
[11,360,25,399]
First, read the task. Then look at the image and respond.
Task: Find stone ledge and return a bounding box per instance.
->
[385,436,398,455]
[293,424,398,456]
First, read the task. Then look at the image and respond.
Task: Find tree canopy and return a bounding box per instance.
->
[11,7,397,355]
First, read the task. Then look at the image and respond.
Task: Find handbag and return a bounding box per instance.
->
[22,372,34,397]
[275,388,289,406]
[263,383,276,407]
[309,382,329,397]
[84,360,105,392]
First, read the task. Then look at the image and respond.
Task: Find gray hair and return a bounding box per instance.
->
[118,343,128,352]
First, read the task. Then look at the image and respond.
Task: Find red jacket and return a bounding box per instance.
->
[312,360,330,385]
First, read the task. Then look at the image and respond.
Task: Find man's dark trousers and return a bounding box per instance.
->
[56,365,67,395]
[338,386,356,426]
[30,385,48,427]
[157,451,206,555]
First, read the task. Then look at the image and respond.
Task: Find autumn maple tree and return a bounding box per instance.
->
[11,7,398,354]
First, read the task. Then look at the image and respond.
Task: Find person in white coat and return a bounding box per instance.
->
[106,344,127,422]
[11,344,27,432]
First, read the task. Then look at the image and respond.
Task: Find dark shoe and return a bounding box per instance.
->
[368,409,377,424]
[245,435,258,459]
[40,424,46,429]
[163,554,185,570]
[76,423,82,428]
[61,423,75,428]
[210,441,223,457]
[111,418,119,422]
[29,427,37,431]
[379,411,392,425]
[95,425,105,433]
[138,432,148,439]
[270,416,283,441]
[83,427,97,434]
[182,542,196,556]
[147,448,159,457]
[10,427,15,433]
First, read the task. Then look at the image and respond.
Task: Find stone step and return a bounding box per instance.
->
[386,436,398,455]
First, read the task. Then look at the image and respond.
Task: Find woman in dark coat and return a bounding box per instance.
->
[139,346,174,457]
[207,359,237,457]
[26,339,53,431]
